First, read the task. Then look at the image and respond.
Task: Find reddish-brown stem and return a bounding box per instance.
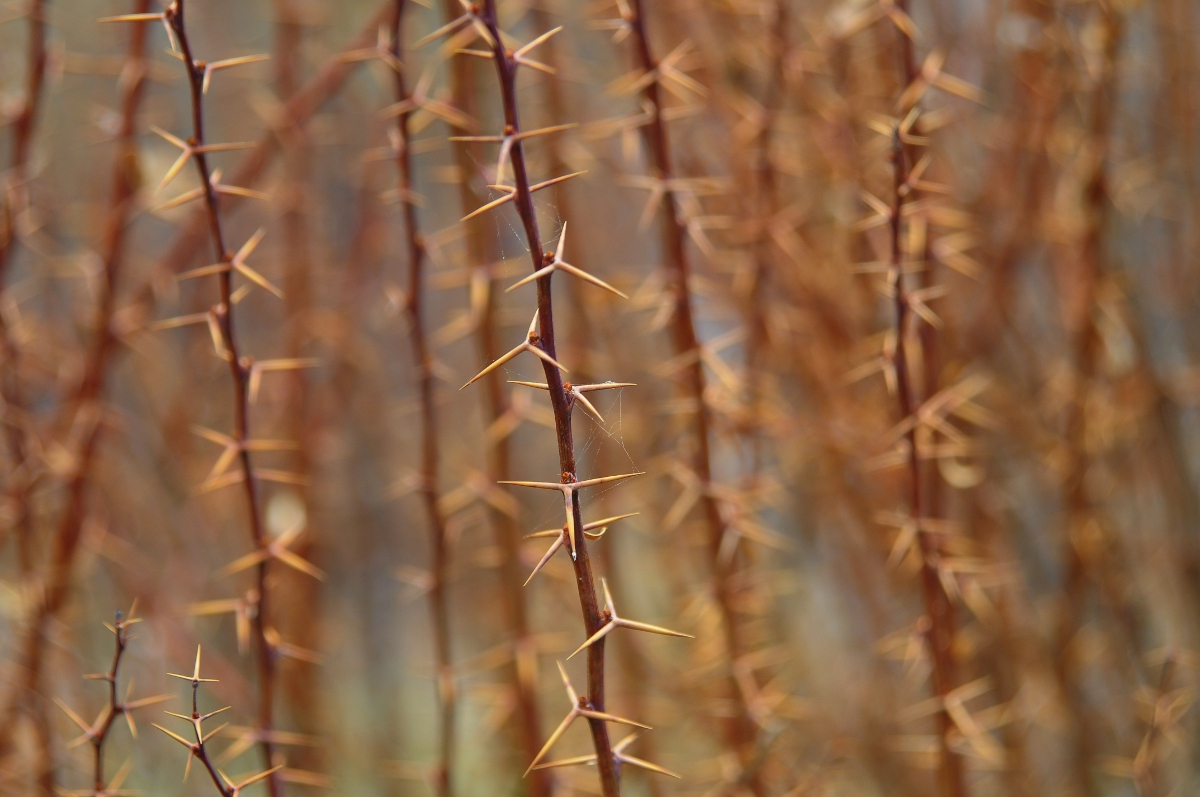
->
[89,611,133,792]
[0,0,47,581]
[389,4,456,794]
[623,0,757,779]
[1053,7,1123,797]
[0,0,151,765]
[271,0,323,767]
[475,3,619,796]
[165,4,280,795]
[123,2,395,327]
[187,679,236,797]
[435,0,548,784]
[886,130,965,797]
[743,0,788,488]
[887,5,966,795]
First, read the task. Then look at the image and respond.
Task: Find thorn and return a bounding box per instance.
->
[506,222,628,299]
[461,311,567,389]
[567,578,693,659]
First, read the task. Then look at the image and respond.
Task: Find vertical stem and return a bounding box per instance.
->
[272,0,323,772]
[0,0,47,581]
[435,0,549,785]
[1053,6,1123,797]
[889,5,965,795]
[475,4,620,795]
[623,1,758,783]
[0,0,150,771]
[166,4,280,795]
[389,4,456,794]
[887,130,965,797]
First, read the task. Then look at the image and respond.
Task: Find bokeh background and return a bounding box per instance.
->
[1,0,1198,796]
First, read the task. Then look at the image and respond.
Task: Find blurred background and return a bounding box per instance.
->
[0,0,1197,795]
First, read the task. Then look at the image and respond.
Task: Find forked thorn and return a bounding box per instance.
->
[524,661,650,775]
[506,223,628,299]
[567,578,693,659]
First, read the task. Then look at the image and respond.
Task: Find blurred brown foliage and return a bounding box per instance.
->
[0,0,1198,796]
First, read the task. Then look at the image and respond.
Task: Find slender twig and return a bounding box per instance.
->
[156,648,282,797]
[885,125,965,797]
[435,0,549,785]
[388,4,456,794]
[0,0,153,764]
[54,604,171,797]
[0,0,47,579]
[620,0,759,781]
[451,3,668,795]
[162,4,281,794]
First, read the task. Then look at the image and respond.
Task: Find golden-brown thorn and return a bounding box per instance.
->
[499,473,642,559]
[449,123,576,185]
[217,519,326,581]
[148,126,255,194]
[506,223,628,299]
[167,646,218,684]
[530,731,682,778]
[509,378,636,423]
[567,578,693,659]
[523,661,651,776]
[461,171,586,222]
[522,513,637,585]
[461,311,567,389]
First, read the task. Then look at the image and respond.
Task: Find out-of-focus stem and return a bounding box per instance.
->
[622,0,758,782]
[389,4,456,795]
[0,0,47,580]
[1053,7,1123,797]
[434,0,549,788]
[272,0,324,774]
[886,129,965,797]
[165,4,281,794]
[0,0,150,770]
[476,2,620,795]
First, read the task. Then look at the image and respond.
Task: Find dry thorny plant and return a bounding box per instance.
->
[2,0,1200,796]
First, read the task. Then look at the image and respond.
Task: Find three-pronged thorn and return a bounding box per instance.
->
[567,578,693,659]
[178,228,283,299]
[449,123,575,186]
[505,223,628,299]
[218,520,326,581]
[148,126,255,194]
[461,311,567,389]
[523,513,638,585]
[499,473,642,559]
[529,730,682,779]
[525,661,650,775]
[509,379,637,423]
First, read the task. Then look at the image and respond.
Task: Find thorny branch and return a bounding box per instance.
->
[0,0,152,769]
[471,1,621,794]
[435,0,550,786]
[887,125,965,797]
[164,4,281,795]
[55,605,170,797]
[0,0,47,578]
[621,0,760,784]
[388,3,457,795]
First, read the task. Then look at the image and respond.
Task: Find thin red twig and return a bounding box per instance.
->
[389,3,457,794]
[474,3,621,794]
[164,4,281,795]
